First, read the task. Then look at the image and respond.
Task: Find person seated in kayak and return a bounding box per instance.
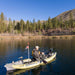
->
[47,49,53,57]
[40,52,46,59]
[32,46,40,61]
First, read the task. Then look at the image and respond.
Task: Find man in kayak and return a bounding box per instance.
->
[32,46,40,61]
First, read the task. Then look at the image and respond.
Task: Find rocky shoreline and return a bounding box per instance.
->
[0,35,75,40]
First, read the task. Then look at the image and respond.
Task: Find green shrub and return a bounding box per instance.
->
[38,31,42,35]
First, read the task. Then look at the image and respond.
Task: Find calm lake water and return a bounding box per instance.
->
[0,38,75,75]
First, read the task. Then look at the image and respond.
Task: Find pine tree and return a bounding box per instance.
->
[8,18,13,33]
[33,19,36,31]
[64,21,68,29]
[20,19,25,33]
[46,21,48,30]
[16,22,21,31]
[37,20,42,31]
[0,12,6,33]
[12,20,15,33]
[0,20,1,32]
[29,22,32,32]
[48,17,53,29]
[26,20,30,31]
[55,17,58,28]
[43,21,46,30]
[52,17,58,28]
[1,12,4,22]
[60,16,63,28]
[73,21,75,28]
[36,23,38,31]
[69,12,74,28]
[2,23,6,33]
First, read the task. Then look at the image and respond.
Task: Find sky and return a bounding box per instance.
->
[0,0,75,22]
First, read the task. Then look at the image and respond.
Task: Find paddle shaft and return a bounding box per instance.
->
[27,43,30,59]
[40,57,47,64]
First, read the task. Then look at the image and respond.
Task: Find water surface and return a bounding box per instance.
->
[0,39,75,75]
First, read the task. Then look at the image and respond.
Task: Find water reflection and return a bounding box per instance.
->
[6,64,51,75]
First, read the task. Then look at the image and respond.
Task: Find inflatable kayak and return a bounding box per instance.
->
[4,52,57,71]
